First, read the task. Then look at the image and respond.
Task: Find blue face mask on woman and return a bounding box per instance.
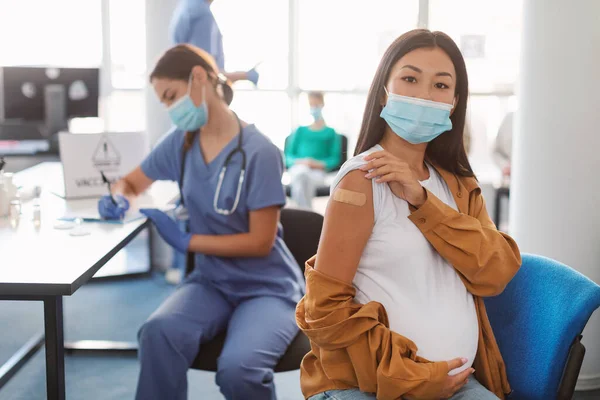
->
[380,88,454,144]
[168,74,208,132]
[310,107,323,121]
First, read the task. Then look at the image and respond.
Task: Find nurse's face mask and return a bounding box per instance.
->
[380,87,454,144]
[167,73,208,132]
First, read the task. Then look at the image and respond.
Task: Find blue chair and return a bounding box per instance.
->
[485,254,600,399]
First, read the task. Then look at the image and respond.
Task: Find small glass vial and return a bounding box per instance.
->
[32,186,42,228]
[9,199,21,228]
[32,203,41,228]
[0,182,8,217]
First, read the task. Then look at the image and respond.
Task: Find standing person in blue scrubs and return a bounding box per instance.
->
[97,44,304,400]
[170,0,259,85]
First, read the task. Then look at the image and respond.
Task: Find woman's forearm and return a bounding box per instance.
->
[408,189,521,296]
[189,232,273,258]
[112,178,138,198]
[112,167,154,199]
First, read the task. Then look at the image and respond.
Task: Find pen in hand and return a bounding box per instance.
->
[100,171,118,206]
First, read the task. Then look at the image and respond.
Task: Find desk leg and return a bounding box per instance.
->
[44,296,65,400]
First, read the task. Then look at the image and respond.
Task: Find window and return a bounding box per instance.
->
[428,0,523,94]
[466,95,517,181]
[212,0,289,90]
[0,0,147,132]
[231,92,291,149]
[140,0,520,180]
[0,0,102,67]
[102,91,146,132]
[108,0,146,89]
[296,0,418,151]
[103,0,146,132]
[298,0,419,91]
[153,0,522,180]
[0,0,523,179]
[429,0,523,179]
[212,0,418,153]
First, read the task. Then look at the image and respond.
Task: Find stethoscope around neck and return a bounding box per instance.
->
[175,112,246,220]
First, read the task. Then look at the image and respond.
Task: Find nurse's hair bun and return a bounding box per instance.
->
[216,73,234,106]
[150,44,233,105]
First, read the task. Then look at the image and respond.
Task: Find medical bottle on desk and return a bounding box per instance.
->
[0,181,9,217]
[9,199,20,228]
[4,173,21,226]
[0,173,21,227]
[1,173,18,200]
[32,186,42,228]
[0,159,7,217]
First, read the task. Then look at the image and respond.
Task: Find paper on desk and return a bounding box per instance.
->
[59,210,145,224]
[59,204,177,224]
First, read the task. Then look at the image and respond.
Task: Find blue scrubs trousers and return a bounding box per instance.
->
[135,272,299,400]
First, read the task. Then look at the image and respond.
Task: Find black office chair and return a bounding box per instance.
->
[284,134,349,198]
[185,208,323,372]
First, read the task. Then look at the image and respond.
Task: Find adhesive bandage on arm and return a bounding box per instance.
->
[332,188,366,207]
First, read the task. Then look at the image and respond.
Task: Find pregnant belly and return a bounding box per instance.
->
[356,289,480,375]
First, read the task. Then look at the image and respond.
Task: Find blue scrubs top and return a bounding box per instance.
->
[141,125,305,303]
[170,0,225,70]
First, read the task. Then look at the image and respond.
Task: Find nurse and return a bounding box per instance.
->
[170,0,259,85]
[97,44,304,400]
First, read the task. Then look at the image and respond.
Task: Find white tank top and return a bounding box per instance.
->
[331,144,478,374]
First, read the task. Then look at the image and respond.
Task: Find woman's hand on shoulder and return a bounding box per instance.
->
[314,170,374,284]
[360,150,427,207]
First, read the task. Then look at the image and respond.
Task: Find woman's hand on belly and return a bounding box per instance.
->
[405,357,474,400]
[361,150,427,207]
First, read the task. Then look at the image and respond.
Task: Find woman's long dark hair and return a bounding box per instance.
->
[355,29,474,177]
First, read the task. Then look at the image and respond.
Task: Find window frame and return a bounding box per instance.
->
[103,0,518,179]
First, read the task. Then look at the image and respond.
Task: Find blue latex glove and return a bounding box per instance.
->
[140,208,192,253]
[98,195,130,220]
[246,68,259,86]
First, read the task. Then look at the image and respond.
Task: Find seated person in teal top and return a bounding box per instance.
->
[284,91,341,209]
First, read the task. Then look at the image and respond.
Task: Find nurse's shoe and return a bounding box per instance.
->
[165,268,183,285]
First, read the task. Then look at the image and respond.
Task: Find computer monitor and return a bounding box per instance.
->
[0,66,99,140]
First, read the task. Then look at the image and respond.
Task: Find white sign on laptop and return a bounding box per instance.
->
[58,131,149,199]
